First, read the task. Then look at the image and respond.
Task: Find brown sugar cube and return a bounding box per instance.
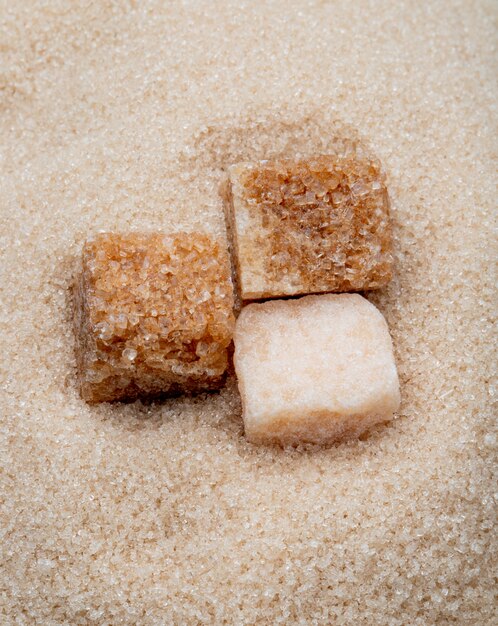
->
[223,153,393,300]
[74,232,235,402]
[234,294,400,446]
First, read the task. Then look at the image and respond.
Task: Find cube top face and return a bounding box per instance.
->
[75,232,235,402]
[225,154,393,300]
[234,294,400,445]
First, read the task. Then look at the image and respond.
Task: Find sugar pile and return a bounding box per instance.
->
[0,1,496,624]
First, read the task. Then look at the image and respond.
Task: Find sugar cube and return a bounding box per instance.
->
[233,294,400,445]
[74,232,235,402]
[224,154,393,300]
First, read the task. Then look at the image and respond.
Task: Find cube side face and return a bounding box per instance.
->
[244,410,394,446]
[234,294,400,445]
[221,174,260,311]
[74,232,235,403]
[226,164,281,300]
[226,156,393,300]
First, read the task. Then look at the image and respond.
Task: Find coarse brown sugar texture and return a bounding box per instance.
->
[0,1,496,625]
[75,232,235,402]
[225,153,392,299]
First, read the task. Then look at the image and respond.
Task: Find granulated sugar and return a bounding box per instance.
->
[0,1,496,624]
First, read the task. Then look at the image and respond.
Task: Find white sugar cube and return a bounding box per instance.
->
[234,294,400,445]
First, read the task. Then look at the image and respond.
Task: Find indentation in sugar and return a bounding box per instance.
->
[224,151,393,300]
[74,232,235,402]
[233,293,400,445]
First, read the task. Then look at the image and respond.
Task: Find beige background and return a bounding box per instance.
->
[0,1,496,624]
